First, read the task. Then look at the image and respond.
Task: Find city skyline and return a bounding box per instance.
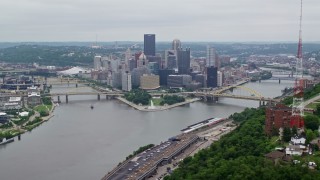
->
[0,0,319,42]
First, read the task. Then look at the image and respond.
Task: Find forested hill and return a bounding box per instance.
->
[165,108,320,180]
[0,45,116,67]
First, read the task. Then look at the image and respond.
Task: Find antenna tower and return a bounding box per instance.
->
[290,0,304,128]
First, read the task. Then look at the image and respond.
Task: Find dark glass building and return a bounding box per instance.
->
[144,34,155,56]
[158,69,175,86]
[207,66,217,88]
[177,48,190,74]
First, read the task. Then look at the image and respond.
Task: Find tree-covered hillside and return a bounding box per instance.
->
[0,45,119,66]
[165,108,320,180]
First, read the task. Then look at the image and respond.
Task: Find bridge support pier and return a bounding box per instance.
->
[66,95,69,104]
[279,79,281,84]
[263,101,265,106]
[58,96,61,103]
[97,94,100,101]
[214,97,219,102]
[259,100,262,107]
[76,83,78,88]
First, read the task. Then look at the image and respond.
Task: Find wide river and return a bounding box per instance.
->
[0,80,293,180]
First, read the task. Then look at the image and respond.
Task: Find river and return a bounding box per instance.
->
[0,80,293,180]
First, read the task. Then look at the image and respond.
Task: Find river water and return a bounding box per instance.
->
[0,80,293,180]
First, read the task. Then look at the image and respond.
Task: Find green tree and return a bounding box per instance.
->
[315,104,320,116]
[283,127,292,142]
[292,126,298,135]
[304,115,320,131]
[306,129,316,144]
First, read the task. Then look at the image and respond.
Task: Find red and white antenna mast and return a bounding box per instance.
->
[290,0,304,128]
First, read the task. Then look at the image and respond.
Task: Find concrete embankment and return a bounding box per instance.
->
[117,97,201,112]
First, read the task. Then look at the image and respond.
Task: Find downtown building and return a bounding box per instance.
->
[167,74,192,88]
[158,69,175,86]
[177,48,191,75]
[140,74,160,90]
[144,34,155,56]
[122,71,132,91]
[206,45,220,69]
[206,66,218,88]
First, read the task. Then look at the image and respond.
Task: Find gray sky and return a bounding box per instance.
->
[0,0,319,42]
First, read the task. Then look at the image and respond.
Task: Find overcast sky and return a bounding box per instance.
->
[0,0,319,42]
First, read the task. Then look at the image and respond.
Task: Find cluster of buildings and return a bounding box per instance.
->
[248,54,320,76]
[85,34,256,92]
[265,103,318,168]
[0,75,42,115]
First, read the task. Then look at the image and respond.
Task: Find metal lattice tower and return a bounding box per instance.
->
[290,0,304,128]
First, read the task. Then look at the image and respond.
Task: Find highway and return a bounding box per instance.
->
[102,119,235,180]
[102,134,199,180]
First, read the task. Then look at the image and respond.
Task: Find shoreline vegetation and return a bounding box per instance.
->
[122,89,199,111]
[0,96,56,142]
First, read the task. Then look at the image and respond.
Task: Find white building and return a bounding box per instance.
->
[217,71,223,87]
[137,53,148,68]
[291,136,306,145]
[206,45,217,67]
[122,72,132,92]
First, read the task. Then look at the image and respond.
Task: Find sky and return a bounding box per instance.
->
[0,0,319,42]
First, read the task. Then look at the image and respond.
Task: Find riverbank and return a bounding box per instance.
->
[0,102,56,145]
[117,97,201,112]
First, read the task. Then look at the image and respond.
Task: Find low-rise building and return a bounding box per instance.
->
[291,136,306,145]
[0,112,9,124]
[285,145,305,156]
[167,75,192,88]
[2,97,22,110]
[140,75,160,90]
[27,92,41,106]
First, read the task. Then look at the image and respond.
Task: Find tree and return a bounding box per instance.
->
[315,104,320,116]
[283,127,292,142]
[292,126,298,136]
[306,129,316,144]
[304,115,320,131]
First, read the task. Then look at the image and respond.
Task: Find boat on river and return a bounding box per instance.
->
[0,138,14,145]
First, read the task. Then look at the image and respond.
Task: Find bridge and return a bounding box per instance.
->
[45,92,124,103]
[1,78,278,105]
[182,83,280,106]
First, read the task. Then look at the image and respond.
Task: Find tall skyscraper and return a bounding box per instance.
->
[172,39,181,51]
[165,50,177,69]
[144,34,156,56]
[217,71,224,87]
[206,45,216,67]
[122,71,132,91]
[207,66,218,88]
[177,48,191,74]
[94,56,102,70]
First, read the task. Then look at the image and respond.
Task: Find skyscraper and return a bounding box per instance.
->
[177,48,191,74]
[144,34,155,56]
[172,39,181,51]
[207,66,218,88]
[206,45,216,67]
[122,71,132,91]
[94,56,102,70]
